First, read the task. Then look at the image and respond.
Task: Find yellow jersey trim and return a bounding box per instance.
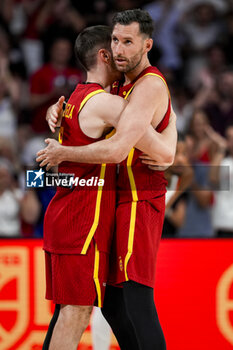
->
[81,128,115,255]
[126,148,138,202]
[105,129,115,139]
[124,138,138,279]
[79,89,106,113]
[124,72,170,100]
[124,201,137,280]
[93,243,102,307]
[59,89,105,144]
[81,163,106,254]
[123,71,170,279]
[58,126,64,144]
[123,89,138,202]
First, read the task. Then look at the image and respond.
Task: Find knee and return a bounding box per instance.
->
[78,307,92,331]
[76,306,92,331]
[59,305,92,333]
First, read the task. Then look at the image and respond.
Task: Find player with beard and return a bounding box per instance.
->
[38,10,177,350]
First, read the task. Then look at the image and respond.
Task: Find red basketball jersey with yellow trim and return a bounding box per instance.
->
[43,83,116,254]
[111,66,170,203]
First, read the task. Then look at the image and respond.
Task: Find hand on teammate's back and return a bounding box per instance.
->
[139,153,170,171]
[36,139,63,170]
[46,96,65,133]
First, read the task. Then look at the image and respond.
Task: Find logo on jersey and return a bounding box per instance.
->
[119,256,123,271]
[26,169,45,188]
[112,81,119,88]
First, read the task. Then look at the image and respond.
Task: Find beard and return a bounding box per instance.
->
[109,58,124,81]
[114,49,143,73]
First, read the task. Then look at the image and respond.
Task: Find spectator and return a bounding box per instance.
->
[0,155,43,238]
[39,0,87,59]
[177,110,215,237]
[72,0,112,26]
[0,137,18,169]
[0,50,20,139]
[177,163,214,237]
[186,109,216,163]
[163,137,193,237]
[192,44,227,92]
[171,86,193,134]
[194,68,233,135]
[181,0,227,89]
[20,0,48,75]
[204,69,233,136]
[1,0,27,38]
[20,188,42,238]
[144,0,183,71]
[21,0,86,75]
[0,20,29,122]
[0,157,22,237]
[30,36,83,134]
[20,136,55,237]
[209,123,233,237]
[223,11,233,65]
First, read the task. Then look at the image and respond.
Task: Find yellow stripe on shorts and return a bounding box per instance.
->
[93,243,102,307]
[124,201,137,280]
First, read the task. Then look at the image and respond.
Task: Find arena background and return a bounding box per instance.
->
[0,0,233,349]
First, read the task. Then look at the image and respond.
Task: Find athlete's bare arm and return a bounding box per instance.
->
[138,109,177,166]
[80,78,177,165]
[37,77,176,168]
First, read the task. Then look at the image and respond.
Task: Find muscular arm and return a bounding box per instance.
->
[136,108,177,165]
[72,77,174,163]
[37,77,176,167]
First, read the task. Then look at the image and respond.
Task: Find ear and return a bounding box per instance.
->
[144,38,153,53]
[98,49,110,64]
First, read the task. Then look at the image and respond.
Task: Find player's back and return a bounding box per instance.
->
[43,83,116,255]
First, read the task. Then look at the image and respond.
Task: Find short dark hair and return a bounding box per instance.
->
[74,25,111,71]
[112,9,154,38]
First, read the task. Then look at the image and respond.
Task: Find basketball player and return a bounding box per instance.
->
[39,20,176,350]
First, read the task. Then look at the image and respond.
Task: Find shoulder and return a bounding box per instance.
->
[131,74,168,101]
[80,90,127,127]
[87,91,124,106]
[81,91,125,115]
[139,73,168,90]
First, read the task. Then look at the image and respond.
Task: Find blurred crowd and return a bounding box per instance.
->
[0,0,233,238]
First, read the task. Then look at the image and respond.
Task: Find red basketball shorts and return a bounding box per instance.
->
[108,195,165,288]
[45,241,109,307]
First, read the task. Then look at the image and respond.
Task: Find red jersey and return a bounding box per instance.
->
[111,66,170,203]
[43,83,116,254]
